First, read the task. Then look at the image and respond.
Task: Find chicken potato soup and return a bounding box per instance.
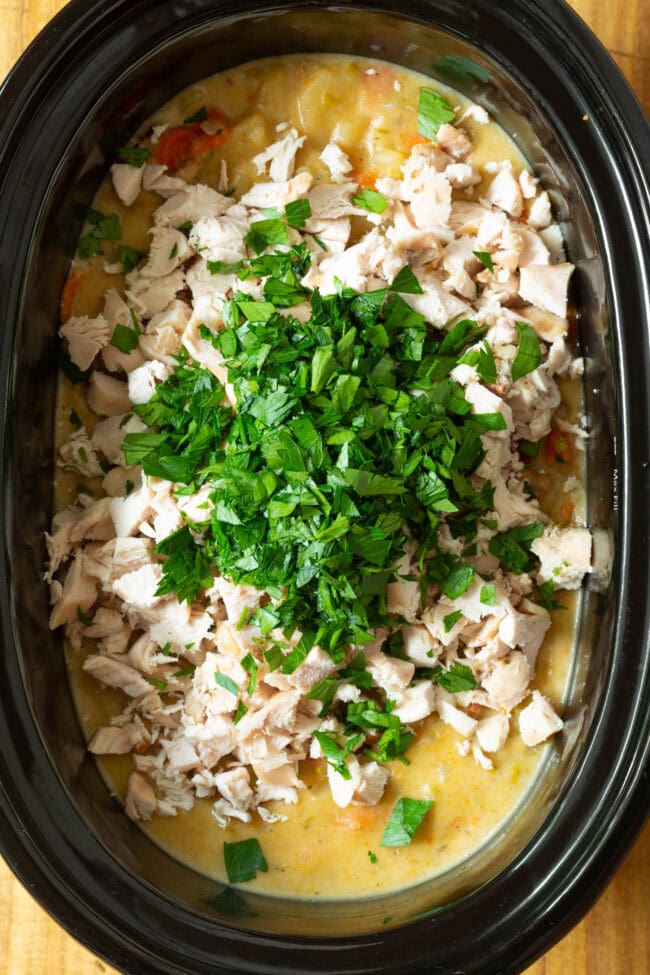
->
[50,55,590,899]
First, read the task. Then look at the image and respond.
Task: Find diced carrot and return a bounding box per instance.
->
[335,806,383,831]
[155,126,196,170]
[351,170,378,189]
[401,132,428,152]
[60,271,82,322]
[155,110,231,171]
[544,428,573,465]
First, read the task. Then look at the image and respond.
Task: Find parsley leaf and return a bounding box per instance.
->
[214,673,239,695]
[443,610,462,633]
[118,245,142,274]
[184,106,208,123]
[352,188,388,214]
[435,54,491,84]
[391,266,424,294]
[223,838,268,883]
[417,87,455,140]
[433,662,477,693]
[244,218,290,254]
[240,653,258,696]
[313,731,363,779]
[155,526,213,604]
[488,523,544,574]
[110,316,140,353]
[117,146,150,167]
[480,583,496,606]
[284,198,312,228]
[381,797,433,847]
[76,606,93,626]
[473,250,494,272]
[511,321,542,382]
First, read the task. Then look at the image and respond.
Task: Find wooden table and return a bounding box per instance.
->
[1,1,648,972]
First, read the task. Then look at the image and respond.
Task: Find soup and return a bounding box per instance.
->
[50,54,589,899]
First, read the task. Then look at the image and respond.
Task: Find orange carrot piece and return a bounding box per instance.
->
[544,428,573,465]
[155,126,196,170]
[155,109,230,170]
[401,132,428,152]
[335,806,383,831]
[351,170,378,189]
[60,271,82,322]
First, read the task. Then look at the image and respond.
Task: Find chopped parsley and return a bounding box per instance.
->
[313,731,363,780]
[117,146,150,167]
[121,248,516,669]
[368,850,378,864]
[346,700,413,764]
[435,54,491,85]
[240,653,258,696]
[391,265,423,295]
[214,673,239,695]
[110,310,141,352]
[244,218,290,254]
[284,198,312,228]
[76,606,93,626]
[473,250,494,272]
[78,209,122,259]
[519,439,541,459]
[381,797,433,847]
[118,245,143,274]
[480,583,496,606]
[417,87,455,140]
[184,106,208,123]
[488,523,544,574]
[223,838,268,883]
[511,322,542,382]
[535,579,566,611]
[433,662,477,693]
[443,609,462,633]
[352,188,388,214]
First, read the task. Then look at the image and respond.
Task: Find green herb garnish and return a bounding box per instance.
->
[223,838,268,883]
[117,146,150,167]
[473,250,494,272]
[511,322,542,382]
[214,673,239,695]
[417,87,455,140]
[488,523,544,574]
[352,188,388,214]
[184,107,208,123]
[381,797,433,847]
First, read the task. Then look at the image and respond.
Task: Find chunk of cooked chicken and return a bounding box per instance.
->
[481,652,531,711]
[252,127,305,182]
[518,691,564,746]
[519,263,574,318]
[111,162,144,206]
[125,771,157,821]
[240,171,313,208]
[88,372,131,417]
[83,654,153,697]
[531,525,592,589]
[89,723,146,755]
[319,141,353,182]
[60,314,112,371]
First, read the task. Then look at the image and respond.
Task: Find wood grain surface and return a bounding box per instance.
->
[0,1,648,972]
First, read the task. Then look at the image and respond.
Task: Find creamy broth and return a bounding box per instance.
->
[56,54,583,899]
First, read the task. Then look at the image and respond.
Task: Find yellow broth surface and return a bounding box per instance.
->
[57,54,583,899]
